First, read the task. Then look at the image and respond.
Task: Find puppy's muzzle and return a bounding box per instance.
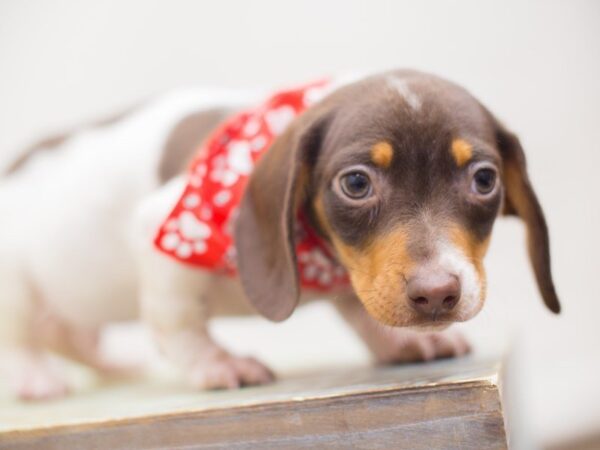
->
[406,270,461,320]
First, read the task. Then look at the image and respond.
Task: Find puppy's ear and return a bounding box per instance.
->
[494,120,561,314]
[234,109,331,321]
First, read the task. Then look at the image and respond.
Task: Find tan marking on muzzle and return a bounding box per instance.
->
[450,138,473,167]
[330,226,416,326]
[370,141,394,168]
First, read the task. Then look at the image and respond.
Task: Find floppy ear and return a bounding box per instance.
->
[494,121,561,314]
[234,110,330,321]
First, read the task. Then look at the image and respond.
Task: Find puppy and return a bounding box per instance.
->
[0,70,560,400]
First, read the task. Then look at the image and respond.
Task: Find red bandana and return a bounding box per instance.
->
[154,80,350,291]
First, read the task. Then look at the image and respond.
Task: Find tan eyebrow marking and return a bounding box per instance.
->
[370,141,394,168]
[451,138,473,167]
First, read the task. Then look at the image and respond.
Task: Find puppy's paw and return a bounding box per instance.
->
[372,328,471,365]
[188,355,275,390]
[13,368,69,401]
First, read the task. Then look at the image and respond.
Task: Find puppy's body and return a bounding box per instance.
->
[0,71,559,400]
[0,88,267,397]
[0,89,252,324]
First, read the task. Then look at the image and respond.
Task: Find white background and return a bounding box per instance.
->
[1,1,599,447]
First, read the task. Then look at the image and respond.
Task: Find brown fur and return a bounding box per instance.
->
[235,69,561,326]
[494,126,560,313]
[234,106,333,321]
[159,108,231,182]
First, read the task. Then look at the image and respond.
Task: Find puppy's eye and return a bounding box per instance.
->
[340,171,372,199]
[472,167,497,195]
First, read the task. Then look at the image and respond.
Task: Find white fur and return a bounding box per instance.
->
[0,87,269,397]
[436,240,483,322]
[386,76,422,111]
[0,88,260,326]
[412,210,482,321]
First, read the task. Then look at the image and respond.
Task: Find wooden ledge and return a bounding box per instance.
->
[0,357,507,449]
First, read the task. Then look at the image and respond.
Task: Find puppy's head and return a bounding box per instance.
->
[235,70,560,328]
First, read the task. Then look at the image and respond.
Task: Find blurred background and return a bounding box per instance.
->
[0,1,598,448]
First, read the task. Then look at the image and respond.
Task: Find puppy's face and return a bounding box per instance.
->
[309,99,500,328]
[236,70,560,325]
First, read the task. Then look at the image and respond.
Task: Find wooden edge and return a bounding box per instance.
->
[1,375,499,443]
[0,364,501,435]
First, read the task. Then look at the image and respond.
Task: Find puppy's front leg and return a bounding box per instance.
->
[334,295,470,364]
[139,254,274,390]
[134,179,273,389]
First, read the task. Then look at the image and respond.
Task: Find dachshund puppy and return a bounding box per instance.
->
[0,70,559,399]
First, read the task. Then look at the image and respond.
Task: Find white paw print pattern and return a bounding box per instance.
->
[250,135,267,152]
[189,163,207,188]
[213,190,232,207]
[209,154,237,186]
[298,248,343,287]
[209,140,253,187]
[183,193,200,209]
[160,211,211,259]
[241,115,269,153]
[243,117,261,137]
[265,105,296,135]
[226,140,253,174]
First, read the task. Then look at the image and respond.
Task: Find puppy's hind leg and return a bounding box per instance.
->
[42,322,143,380]
[0,268,69,400]
[133,179,274,390]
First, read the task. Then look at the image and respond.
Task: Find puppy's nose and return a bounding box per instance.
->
[407,273,460,318]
